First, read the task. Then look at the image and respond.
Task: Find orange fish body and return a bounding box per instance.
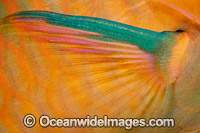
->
[0,0,200,132]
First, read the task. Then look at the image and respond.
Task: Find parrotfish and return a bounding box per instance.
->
[0,0,199,132]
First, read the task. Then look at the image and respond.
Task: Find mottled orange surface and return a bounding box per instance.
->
[1,0,200,30]
[0,0,200,132]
